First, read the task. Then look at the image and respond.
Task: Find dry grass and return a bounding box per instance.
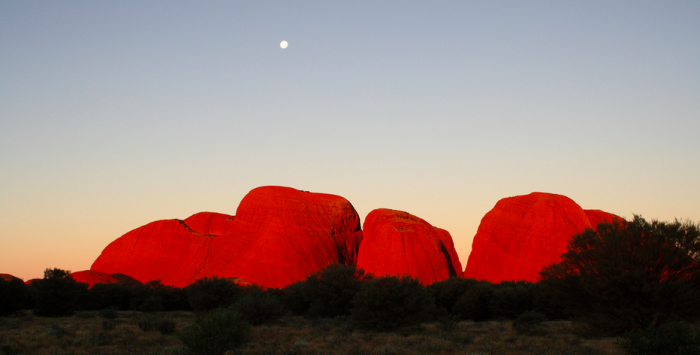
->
[0,311,626,355]
[0,310,192,355]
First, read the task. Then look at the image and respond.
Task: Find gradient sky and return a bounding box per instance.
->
[2,1,699,281]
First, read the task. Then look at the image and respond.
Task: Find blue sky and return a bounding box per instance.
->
[1,1,699,280]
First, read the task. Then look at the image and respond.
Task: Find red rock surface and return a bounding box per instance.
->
[91,186,363,288]
[356,209,463,284]
[70,270,118,287]
[195,186,364,288]
[464,192,597,283]
[91,219,216,287]
[184,212,236,236]
[584,209,625,230]
[0,273,21,282]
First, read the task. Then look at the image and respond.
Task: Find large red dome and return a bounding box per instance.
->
[357,209,463,285]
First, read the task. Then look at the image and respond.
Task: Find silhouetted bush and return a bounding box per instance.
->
[437,314,459,333]
[488,281,536,319]
[427,277,480,315]
[0,277,27,316]
[540,216,700,336]
[452,281,494,321]
[231,292,285,325]
[177,307,251,355]
[87,282,133,310]
[304,263,372,318]
[32,268,88,317]
[619,322,700,355]
[142,280,190,311]
[351,275,436,331]
[512,311,547,335]
[283,280,311,315]
[156,318,176,335]
[185,277,243,312]
[138,317,155,332]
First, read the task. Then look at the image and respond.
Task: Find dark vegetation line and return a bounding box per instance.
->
[2,216,700,354]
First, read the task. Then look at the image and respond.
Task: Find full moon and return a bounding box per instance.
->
[280,40,288,49]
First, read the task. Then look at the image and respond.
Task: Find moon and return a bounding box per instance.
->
[280,40,288,49]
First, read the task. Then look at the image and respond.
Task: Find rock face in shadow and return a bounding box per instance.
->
[0,273,21,282]
[195,186,364,288]
[356,209,463,285]
[70,270,118,287]
[464,192,621,283]
[92,186,363,288]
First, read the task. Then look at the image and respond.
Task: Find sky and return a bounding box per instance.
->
[1,1,699,281]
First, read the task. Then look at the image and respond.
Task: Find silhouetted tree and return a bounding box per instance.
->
[540,216,700,336]
[32,268,88,317]
[0,277,27,316]
[452,280,494,321]
[303,263,372,318]
[231,292,285,325]
[185,277,243,312]
[351,275,436,331]
[488,281,536,319]
[427,277,480,315]
[87,282,134,310]
[283,280,311,315]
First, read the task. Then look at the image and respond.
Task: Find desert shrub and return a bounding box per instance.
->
[512,311,547,335]
[156,318,176,335]
[48,323,74,338]
[127,280,190,312]
[437,314,459,333]
[231,292,285,325]
[139,295,164,312]
[488,281,536,319]
[142,280,190,311]
[138,317,155,331]
[283,280,311,315]
[177,307,251,355]
[452,281,494,321]
[87,282,134,310]
[303,263,372,318]
[0,277,27,316]
[540,216,700,336]
[351,275,436,331]
[619,322,700,355]
[32,268,88,317]
[427,277,480,315]
[184,277,243,312]
[98,308,118,319]
[102,319,117,331]
[74,311,94,318]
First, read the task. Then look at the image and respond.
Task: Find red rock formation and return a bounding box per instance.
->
[70,270,118,287]
[464,192,595,283]
[91,219,215,287]
[111,273,142,285]
[91,186,363,289]
[356,209,463,284]
[0,273,21,282]
[195,186,364,288]
[584,209,625,230]
[184,212,235,236]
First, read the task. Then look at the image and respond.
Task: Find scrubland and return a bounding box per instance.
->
[0,310,624,355]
